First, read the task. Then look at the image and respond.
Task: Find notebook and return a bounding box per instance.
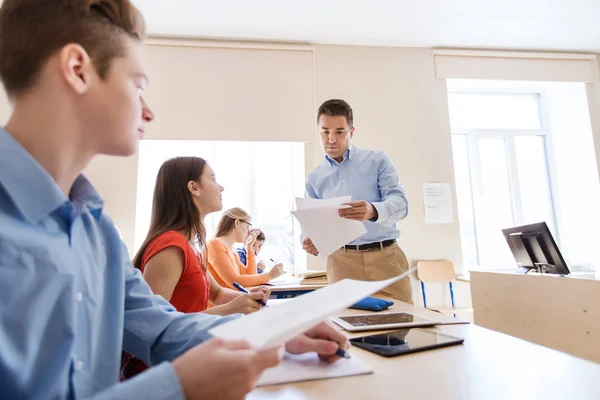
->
[256,352,373,387]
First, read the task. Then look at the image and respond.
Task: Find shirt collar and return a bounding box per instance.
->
[325,143,355,166]
[0,127,104,224]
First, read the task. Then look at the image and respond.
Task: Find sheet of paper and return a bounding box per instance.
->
[294,196,354,241]
[209,268,415,348]
[295,196,351,210]
[422,183,454,224]
[291,205,366,258]
[255,352,373,387]
[266,274,302,286]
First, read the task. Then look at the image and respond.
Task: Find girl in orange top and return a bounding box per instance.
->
[121,157,269,380]
[206,207,284,289]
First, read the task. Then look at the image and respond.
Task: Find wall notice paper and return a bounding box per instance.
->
[292,196,367,258]
[256,352,373,387]
[422,183,454,224]
[208,267,415,349]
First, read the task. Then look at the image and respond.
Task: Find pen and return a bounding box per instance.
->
[232,282,268,307]
[336,348,351,359]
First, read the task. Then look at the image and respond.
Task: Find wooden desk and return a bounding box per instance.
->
[471,270,600,363]
[249,297,600,399]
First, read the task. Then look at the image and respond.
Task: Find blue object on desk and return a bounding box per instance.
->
[232,282,268,307]
[350,297,394,312]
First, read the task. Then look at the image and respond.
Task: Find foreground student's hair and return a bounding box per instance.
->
[133,156,208,269]
[0,0,145,97]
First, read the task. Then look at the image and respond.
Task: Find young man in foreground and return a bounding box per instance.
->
[0,1,348,399]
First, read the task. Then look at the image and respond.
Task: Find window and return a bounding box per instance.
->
[134,140,306,273]
[448,92,557,270]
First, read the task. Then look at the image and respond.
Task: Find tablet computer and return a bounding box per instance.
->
[330,312,439,332]
[349,328,464,357]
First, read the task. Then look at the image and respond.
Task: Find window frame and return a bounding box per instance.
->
[449,89,561,269]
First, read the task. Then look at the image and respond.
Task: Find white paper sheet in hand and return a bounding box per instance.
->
[256,352,373,386]
[295,196,351,210]
[292,205,366,258]
[208,269,414,348]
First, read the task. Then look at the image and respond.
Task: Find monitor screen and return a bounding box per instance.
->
[502,222,569,275]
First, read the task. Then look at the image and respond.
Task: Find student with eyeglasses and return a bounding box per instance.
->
[206,208,284,289]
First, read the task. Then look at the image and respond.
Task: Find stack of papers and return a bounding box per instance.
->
[292,196,367,258]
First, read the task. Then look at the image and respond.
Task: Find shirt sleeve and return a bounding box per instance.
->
[370,154,409,227]
[87,362,184,400]
[122,256,239,366]
[305,175,318,199]
[207,241,270,287]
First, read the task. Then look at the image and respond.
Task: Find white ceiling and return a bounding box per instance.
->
[133,0,600,52]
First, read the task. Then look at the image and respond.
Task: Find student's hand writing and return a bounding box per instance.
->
[225,292,267,314]
[267,264,284,279]
[302,238,319,255]
[250,285,271,299]
[285,321,350,363]
[257,260,267,271]
[339,200,378,222]
[173,338,283,400]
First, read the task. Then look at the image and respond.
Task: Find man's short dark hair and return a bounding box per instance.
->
[317,99,353,128]
[0,0,145,97]
[257,231,266,242]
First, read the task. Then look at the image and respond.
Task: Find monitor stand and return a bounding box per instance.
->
[516,263,565,276]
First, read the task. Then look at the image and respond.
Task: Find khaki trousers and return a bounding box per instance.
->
[326,244,413,304]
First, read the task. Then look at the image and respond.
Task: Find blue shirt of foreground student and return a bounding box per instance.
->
[306,143,408,246]
[0,128,236,399]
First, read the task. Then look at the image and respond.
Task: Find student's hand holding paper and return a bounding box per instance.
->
[284,321,350,363]
[173,337,283,400]
[339,200,377,222]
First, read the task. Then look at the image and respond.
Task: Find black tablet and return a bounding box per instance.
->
[349,328,464,357]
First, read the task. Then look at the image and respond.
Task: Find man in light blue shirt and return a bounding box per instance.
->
[0,2,347,399]
[303,99,413,303]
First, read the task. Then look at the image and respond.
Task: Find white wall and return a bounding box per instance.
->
[588,58,600,180]
[546,83,600,271]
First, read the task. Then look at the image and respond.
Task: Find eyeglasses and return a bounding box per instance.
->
[239,220,252,228]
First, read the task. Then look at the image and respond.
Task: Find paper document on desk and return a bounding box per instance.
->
[255,352,373,386]
[292,196,367,258]
[266,274,301,286]
[209,268,415,348]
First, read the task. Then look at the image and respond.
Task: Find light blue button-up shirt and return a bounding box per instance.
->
[0,128,236,399]
[306,144,408,246]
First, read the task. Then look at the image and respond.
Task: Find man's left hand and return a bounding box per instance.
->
[285,321,350,363]
[339,200,377,222]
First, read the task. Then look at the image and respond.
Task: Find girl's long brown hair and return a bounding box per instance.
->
[132,156,207,270]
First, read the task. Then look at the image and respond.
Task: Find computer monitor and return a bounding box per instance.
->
[501,222,570,275]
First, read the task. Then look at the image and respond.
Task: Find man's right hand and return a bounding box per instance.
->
[172,338,283,400]
[302,238,319,255]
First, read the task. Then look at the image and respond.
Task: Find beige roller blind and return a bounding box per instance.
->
[143,40,315,142]
[434,50,597,83]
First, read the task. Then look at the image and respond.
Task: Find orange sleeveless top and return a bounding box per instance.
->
[140,231,210,313]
